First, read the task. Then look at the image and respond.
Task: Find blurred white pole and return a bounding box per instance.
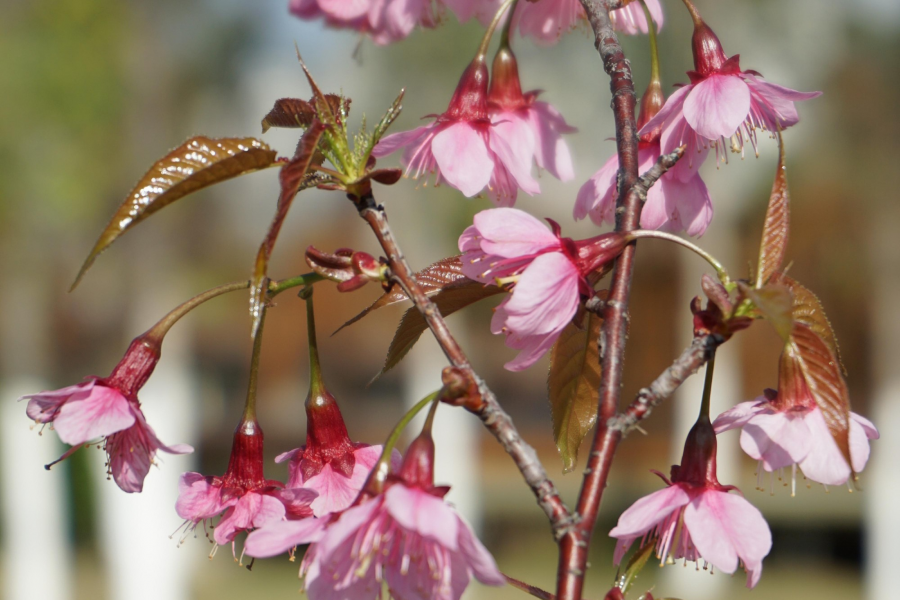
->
[662,211,741,598]
[95,283,199,600]
[1,379,74,600]
[404,337,483,532]
[864,209,899,600]
[0,276,73,600]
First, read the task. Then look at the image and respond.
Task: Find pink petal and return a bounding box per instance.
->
[797,407,851,486]
[457,516,505,585]
[245,517,328,558]
[528,102,576,181]
[743,75,821,129]
[488,112,540,197]
[316,499,382,559]
[683,74,752,140]
[514,0,585,44]
[318,0,371,20]
[24,380,96,424]
[849,412,879,473]
[175,473,228,521]
[739,411,812,471]
[658,111,711,182]
[431,122,493,197]
[655,172,714,237]
[501,325,562,372]
[384,484,460,550]
[275,447,301,464]
[609,484,691,540]
[610,0,663,34]
[275,487,319,518]
[372,124,433,158]
[502,252,580,337]
[712,399,771,433]
[639,84,692,143]
[472,208,560,258]
[684,489,772,588]
[303,445,387,517]
[53,385,136,446]
[574,152,618,225]
[213,492,286,546]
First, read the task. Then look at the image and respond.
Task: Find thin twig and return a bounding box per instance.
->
[350,191,573,538]
[610,334,724,434]
[505,575,557,600]
[631,146,685,204]
[558,2,642,599]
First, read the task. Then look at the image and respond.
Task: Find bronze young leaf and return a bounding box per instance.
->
[548,309,604,473]
[71,136,278,290]
[755,135,790,288]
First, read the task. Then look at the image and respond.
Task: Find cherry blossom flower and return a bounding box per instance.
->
[488,44,576,192]
[512,0,663,45]
[713,390,879,491]
[23,336,192,493]
[459,208,627,370]
[610,413,772,588]
[639,5,820,177]
[373,52,540,203]
[175,417,316,551]
[246,421,505,600]
[289,0,437,45]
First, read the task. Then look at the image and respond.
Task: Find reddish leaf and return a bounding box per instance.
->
[338,256,469,332]
[249,122,326,334]
[739,281,793,342]
[780,322,852,468]
[772,273,845,374]
[375,281,504,378]
[548,305,604,473]
[368,168,403,185]
[755,135,790,287]
[261,98,316,132]
[72,137,277,290]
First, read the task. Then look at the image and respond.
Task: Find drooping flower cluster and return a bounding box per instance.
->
[459,208,627,370]
[512,0,663,44]
[23,335,192,493]
[639,4,820,172]
[246,417,505,600]
[610,410,772,588]
[374,34,575,205]
[175,417,317,550]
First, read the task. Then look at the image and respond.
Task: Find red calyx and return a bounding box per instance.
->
[444,57,490,122]
[104,335,162,399]
[220,417,276,498]
[299,389,358,480]
[395,430,449,498]
[670,415,722,488]
[573,232,630,277]
[488,46,527,112]
[691,19,729,77]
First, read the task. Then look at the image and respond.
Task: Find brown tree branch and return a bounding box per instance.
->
[351,191,573,538]
[557,2,642,599]
[632,146,685,204]
[610,333,724,434]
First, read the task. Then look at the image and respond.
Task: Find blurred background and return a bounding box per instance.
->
[0,0,897,598]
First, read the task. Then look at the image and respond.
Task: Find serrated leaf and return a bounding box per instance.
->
[772,273,845,374]
[780,322,852,468]
[548,307,604,473]
[376,281,503,378]
[369,88,405,154]
[739,281,793,342]
[72,136,278,290]
[337,256,469,332]
[249,122,326,335]
[755,134,790,288]
[261,98,316,132]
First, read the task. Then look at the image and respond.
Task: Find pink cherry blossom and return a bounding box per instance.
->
[23,337,192,493]
[639,21,820,177]
[175,420,316,550]
[574,140,712,236]
[460,208,626,370]
[289,0,436,45]
[610,480,772,588]
[247,424,505,600]
[487,45,576,197]
[713,395,879,490]
[373,57,541,203]
[611,413,772,588]
[277,444,401,516]
[511,0,663,44]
